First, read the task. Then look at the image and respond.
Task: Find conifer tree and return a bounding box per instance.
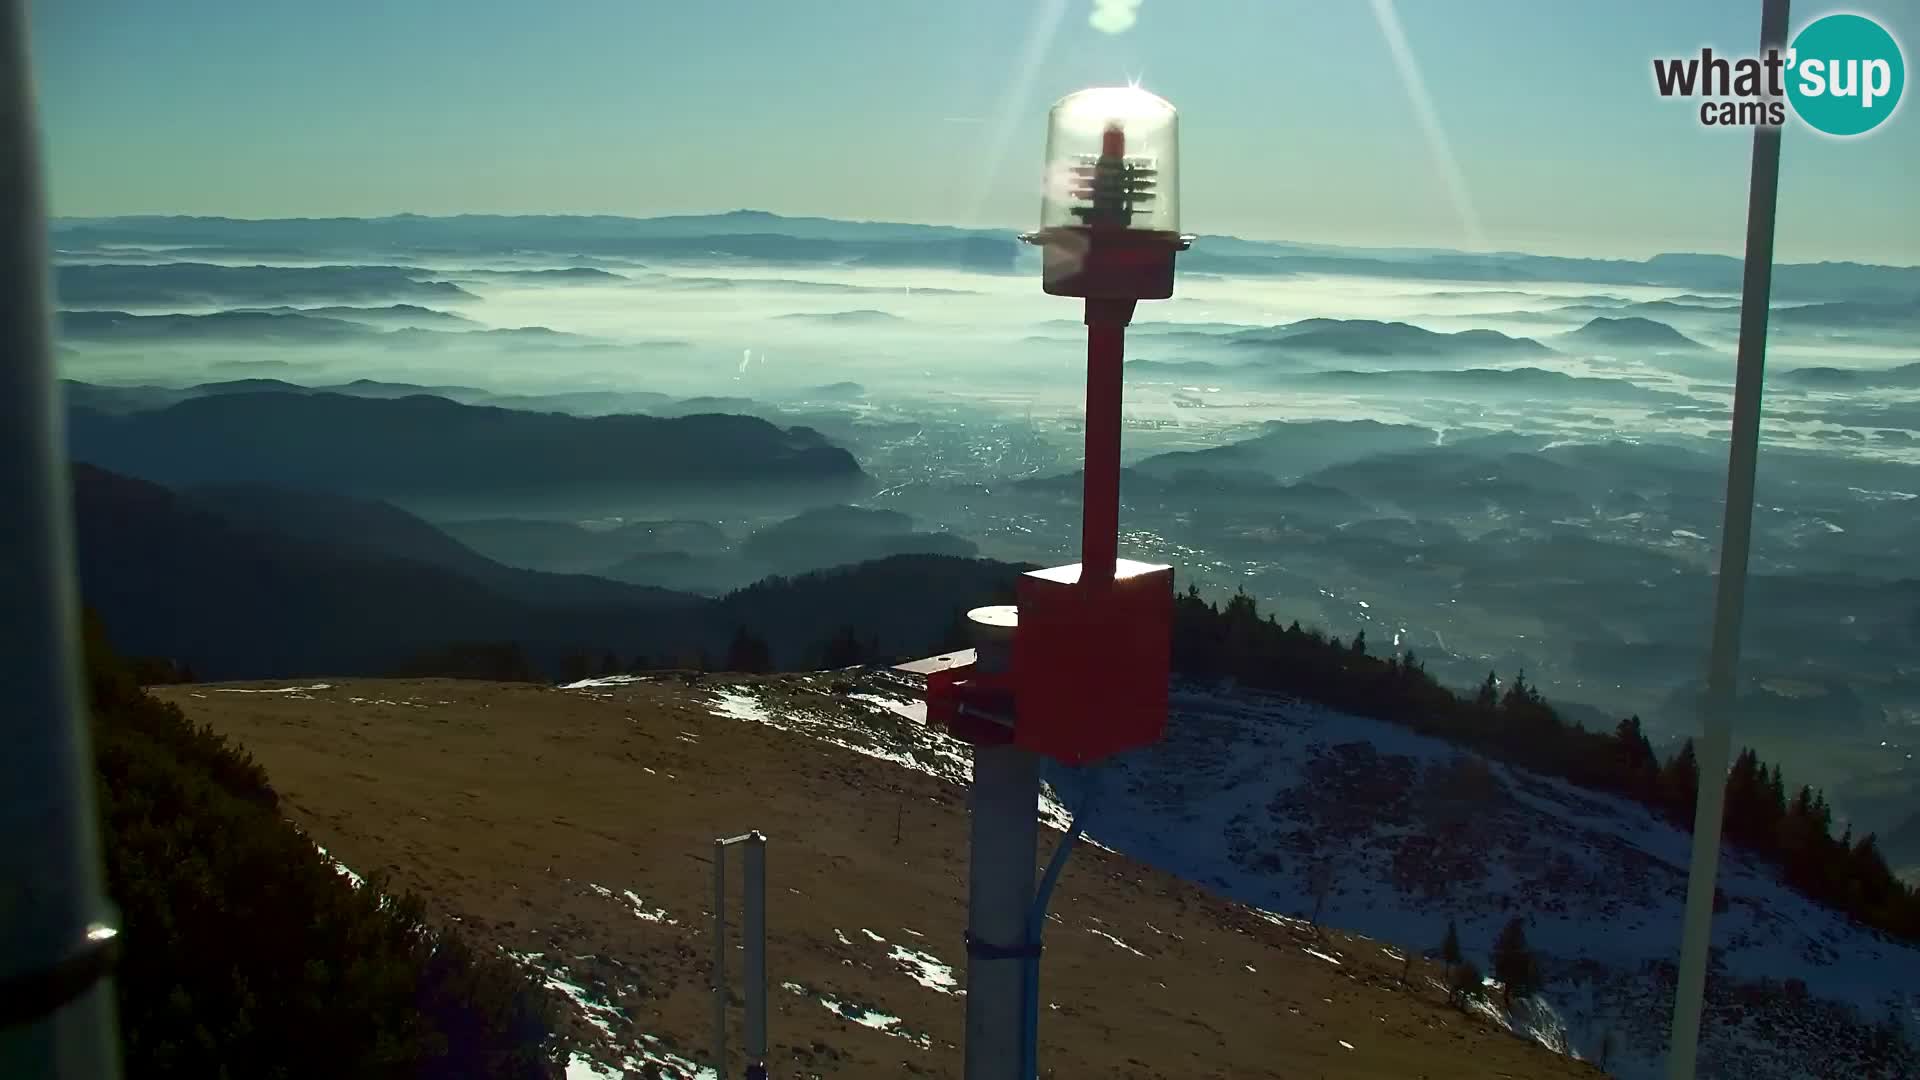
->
[1491,917,1540,1007]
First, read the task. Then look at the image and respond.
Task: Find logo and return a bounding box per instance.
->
[1652,11,1905,136]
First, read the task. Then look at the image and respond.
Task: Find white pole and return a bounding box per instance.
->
[961,608,1039,1080]
[711,839,728,1080]
[0,0,122,1072]
[743,833,768,1080]
[1665,1,1788,1075]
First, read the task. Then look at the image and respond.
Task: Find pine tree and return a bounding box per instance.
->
[558,651,592,685]
[818,624,869,669]
[1350,630,1367,657]
[1491,917,1539,1007]
[1661,739,1700,826]
[1442,919,1462,967]
[1448,959,1483,1008]
[1724,748,1761,846]
[1474,671,1499,709]
[939,606,973,651]
[1501,670,1531,712]
[724,626,772,673]
[1614,716,1659,796]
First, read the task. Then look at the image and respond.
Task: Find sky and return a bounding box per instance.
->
[27,0,1920,263]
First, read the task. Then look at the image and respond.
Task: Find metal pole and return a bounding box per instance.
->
[711,839,728,1080]
[1665,1,1788,1075]
[962,611,1039,1080]
[0,0,123,1071]
[1079,298,1135,586]
[743,833,767,1080]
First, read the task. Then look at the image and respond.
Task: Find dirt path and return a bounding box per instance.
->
[158,676,1599,1079]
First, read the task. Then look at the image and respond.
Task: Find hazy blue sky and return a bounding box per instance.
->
[29,0,1919,262]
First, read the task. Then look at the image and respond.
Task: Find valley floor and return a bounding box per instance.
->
[158,675,1600,1080]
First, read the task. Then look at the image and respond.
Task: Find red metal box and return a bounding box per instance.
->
[1011,559,1173,764]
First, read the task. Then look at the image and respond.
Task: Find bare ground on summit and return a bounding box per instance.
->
[157,675,1599,1080]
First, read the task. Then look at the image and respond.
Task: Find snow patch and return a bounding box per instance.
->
[622,889,676,924]
[784,982,930,1049]
[313,844,363,889]
[543,971,623,1036]
[700,682,1113,849]
[1087,927,1147,957]
[566,1054,618,1080]
[849,692,928,723]
[559,675,654,689]
[515,949,715,1079]
[889,944,959,994]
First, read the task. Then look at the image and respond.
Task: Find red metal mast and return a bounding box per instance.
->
[1080,296,1131,586]
[908,86,1192,1080]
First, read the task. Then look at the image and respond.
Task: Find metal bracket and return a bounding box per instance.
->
[964,930,1043,961]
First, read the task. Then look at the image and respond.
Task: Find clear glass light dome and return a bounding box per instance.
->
[1039,86,1179,234]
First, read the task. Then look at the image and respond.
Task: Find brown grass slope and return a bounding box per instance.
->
[155,675,1600,1080]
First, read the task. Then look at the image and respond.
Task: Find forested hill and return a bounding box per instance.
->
[67,389,867,499]
[69,464,1012,680]
[1167,586,1920,946]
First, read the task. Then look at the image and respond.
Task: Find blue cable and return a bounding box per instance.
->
[1019,768,1101,1080]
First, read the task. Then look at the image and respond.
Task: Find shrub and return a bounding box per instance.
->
[85,611,558,1079]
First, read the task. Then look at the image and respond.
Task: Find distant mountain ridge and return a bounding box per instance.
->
[1562,316,1706,351]
[1777,360,1920,388]
[774,309,905,324]
[60,308,594,347]
[67,390,868,498]
[62,309,380,343]
[71,464,1019,679]
[185,484,694,612]
[1292,366,1693,405]
[1227,318,1552,358]
[55,213,1021,274]
[50,212,1920,301]
[60,377,688,418]
[57,261,475,306]
[236,303,478,327]
[1134,419,1440,482]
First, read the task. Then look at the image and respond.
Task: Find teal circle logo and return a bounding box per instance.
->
[1786,13,1905,136]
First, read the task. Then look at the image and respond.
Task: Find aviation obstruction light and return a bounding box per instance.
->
[1040,86,1179,232]
[1027,86,1187,299]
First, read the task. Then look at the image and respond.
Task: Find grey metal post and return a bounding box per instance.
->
[962,606,1039,1080]
[711,831,769,1080]
[711,839,728,1080]
[0,0,123,1073]
[743,833,767,1080]
[1665,0,1789,1075]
